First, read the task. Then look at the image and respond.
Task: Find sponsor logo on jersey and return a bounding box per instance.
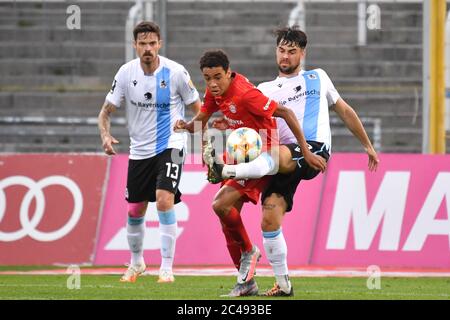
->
[144,92,152,100]
[132,80,137,86]
[224,115,244,127]
[130,99,170,110]
[279,89,320,105]
[294,85,302,93]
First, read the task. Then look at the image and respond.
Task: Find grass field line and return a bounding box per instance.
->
[2,266,450,278]
[0,284,448,299]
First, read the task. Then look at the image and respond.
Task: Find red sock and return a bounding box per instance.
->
[220,207,253,253]
[221,224,241,270]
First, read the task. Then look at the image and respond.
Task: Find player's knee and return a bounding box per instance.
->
[128,202,147,218]
[212,199,230,218]
[261,216,281,231]
[261,195,285,231]
[156,190,175,211]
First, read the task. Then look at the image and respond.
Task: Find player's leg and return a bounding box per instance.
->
[212,185,261,296]
[155,148,185,283]
[205,143,295,182]
[258,142,329,295]
[212,185,254,256]
[155,189,177,283]
[121,201,148,282]
[221,199,244,270]
[121,158,151,283]
[277,144,298,174]
[261,194,293,296]
[127,201,148,265]
[222,151,277,179]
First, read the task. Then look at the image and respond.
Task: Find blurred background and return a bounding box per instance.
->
[1,0,447,154]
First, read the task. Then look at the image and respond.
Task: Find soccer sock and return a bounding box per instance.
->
[263,228,291,292]
[221,223,242,270]
[222,152,275,179]
[158,209,177,271]
[127,216,145,266]
[219,207,253,253]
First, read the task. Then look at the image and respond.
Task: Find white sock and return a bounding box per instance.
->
[223,152,275,179]
[263,229,291,292]
[158,209,177,271]
[127,217,145,266]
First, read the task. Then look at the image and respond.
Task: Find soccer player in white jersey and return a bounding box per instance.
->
[260,26,379,296]
[208,26,379,296]
[98,21,201,283]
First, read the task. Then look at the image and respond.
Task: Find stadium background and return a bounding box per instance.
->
[0,0,450,299]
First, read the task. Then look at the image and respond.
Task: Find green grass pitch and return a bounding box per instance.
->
[0,274,449,300]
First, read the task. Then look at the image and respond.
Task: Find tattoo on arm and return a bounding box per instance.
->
[98,102,116,138]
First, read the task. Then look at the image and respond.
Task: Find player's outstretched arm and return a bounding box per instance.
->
[174,110,210,133]
[332,98,379,171]
[188,99,202,118]
[98,101,119,155]
[211,117,229,130]
[273,105,327,173]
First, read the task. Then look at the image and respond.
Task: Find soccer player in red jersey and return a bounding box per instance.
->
[175,50,325,296]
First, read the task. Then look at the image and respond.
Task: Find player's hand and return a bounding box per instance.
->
[211,118,229,130]
[174,119,188,132]
[304,150,327,173]
[366,146,379,172]
[102,134,119,156]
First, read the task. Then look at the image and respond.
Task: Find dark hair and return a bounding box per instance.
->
[133,21,160,41]
[275,26,307,49]
[199,49,230,71]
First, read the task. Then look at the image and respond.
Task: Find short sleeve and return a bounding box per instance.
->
[105,65,127,108]
[319,69,340,106]
[173,68,200,105]
[241,88,277,118]
[200,89,219,115]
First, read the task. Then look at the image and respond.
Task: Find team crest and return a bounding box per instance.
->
[307,73,317,80]
[229,104,237,113]
[160,80,167,88]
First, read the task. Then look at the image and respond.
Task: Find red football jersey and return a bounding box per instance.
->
[201,72,278,148]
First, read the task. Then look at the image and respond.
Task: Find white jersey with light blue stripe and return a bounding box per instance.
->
[106,56,199,159]
[257,68,340,150]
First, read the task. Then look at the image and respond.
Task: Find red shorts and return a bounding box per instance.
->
[223,176,272,204]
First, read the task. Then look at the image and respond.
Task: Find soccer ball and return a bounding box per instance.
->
[226,127,262,164]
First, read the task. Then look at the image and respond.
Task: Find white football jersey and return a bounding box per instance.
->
[257,68,340,150]
[106,56,199,159]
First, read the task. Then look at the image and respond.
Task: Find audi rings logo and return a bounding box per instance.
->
[0,176,83,242]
